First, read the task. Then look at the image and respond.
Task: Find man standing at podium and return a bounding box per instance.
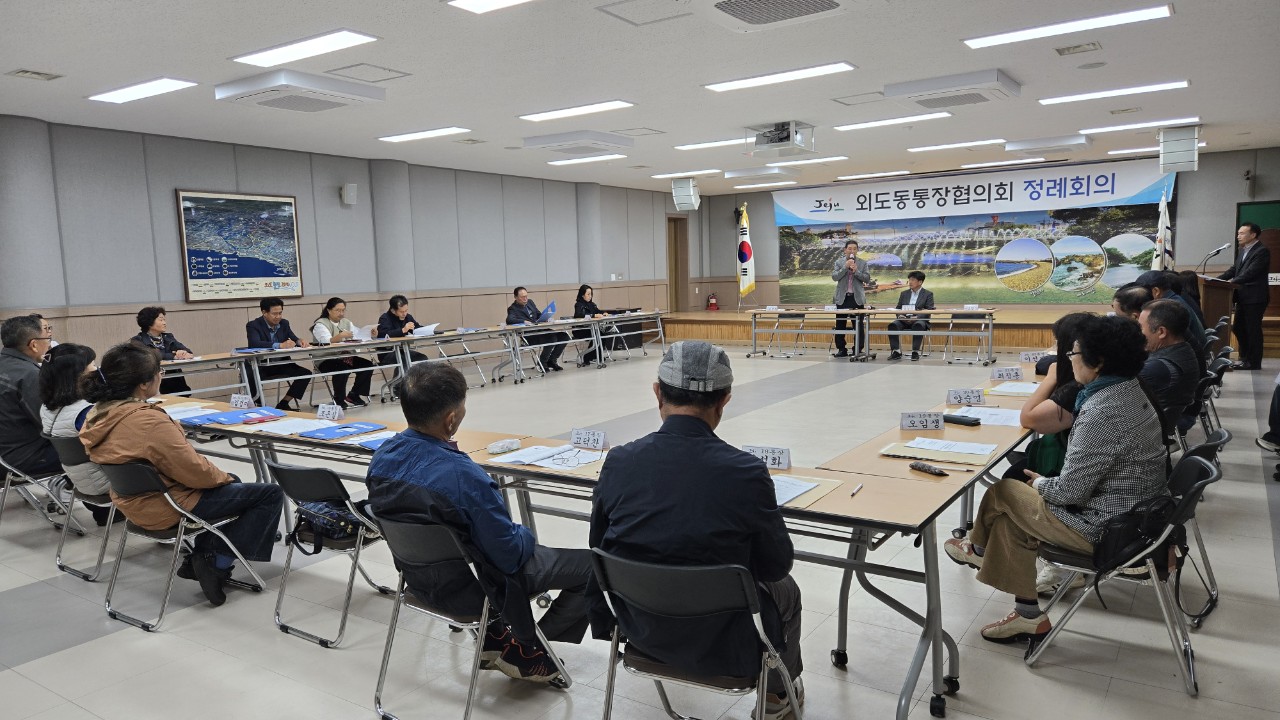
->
[1218,223,1270,370]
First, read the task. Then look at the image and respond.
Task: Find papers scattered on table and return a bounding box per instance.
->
[878,443,989,466]
[352,325,373,341]
[200,408,286,425]
[951,406,1022,427]
[905,437,997,456]
[772,475,819,506]
[167,356,204,362]
[299,422,387,440]
[337,430,397,447]
[987,381,1040,396]
[492,444,604,469]
[165,406,219,421]
[411,324,440,337]
[256,418,337,436]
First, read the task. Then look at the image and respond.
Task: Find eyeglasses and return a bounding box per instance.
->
[1064,350,1082,359]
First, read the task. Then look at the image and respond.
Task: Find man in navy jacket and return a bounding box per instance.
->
[245,297,311,410]
[1219,223,1272,369]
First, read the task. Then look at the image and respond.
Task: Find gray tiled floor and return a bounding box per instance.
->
[1,346,1277,719]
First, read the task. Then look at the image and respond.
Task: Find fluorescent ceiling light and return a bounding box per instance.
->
[1080,116,1199,134]
[907,138,1006,152]
[1108,141,1206,155]
[960,158,1047,169]
[547,154,627,166]
[448,0,538,13]
[674,137,752,151]
[705,62,854,92]
[89,78,196,103]
[379,127,470,143]
[1039,80,1188,105]
[233,30,377,67]
[519,100,633,122]
[650,169,721,179]
[834,112,951,131]
[964,5,1172,49]
[734,181,798,189]
[766,156,848,167]
[836,171,911,181]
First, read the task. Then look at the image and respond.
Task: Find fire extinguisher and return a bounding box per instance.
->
[706,293,719,311]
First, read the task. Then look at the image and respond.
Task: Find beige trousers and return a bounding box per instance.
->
[970,479,1094,599]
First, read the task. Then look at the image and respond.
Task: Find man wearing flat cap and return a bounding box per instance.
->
[587,341,804,719]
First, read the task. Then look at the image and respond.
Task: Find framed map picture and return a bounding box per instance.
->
[176,190,303,302]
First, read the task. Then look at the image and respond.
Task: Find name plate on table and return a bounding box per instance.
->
[229,393,254,409]
[570,427,607,450]
[901,304,916,312]
[743,445,792,470]
[963,304,980,311]
[1020,351,1048,363]
[317,403,346,421]
[901,412,944,431]
[946,388,985,405]
[824,305,837,311]
[766,305,779,311]
[991,366,1024,381]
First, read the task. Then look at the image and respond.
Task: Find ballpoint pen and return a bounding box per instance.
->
[849,483,864,497]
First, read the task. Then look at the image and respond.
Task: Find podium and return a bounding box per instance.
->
[1198,276,1236,353]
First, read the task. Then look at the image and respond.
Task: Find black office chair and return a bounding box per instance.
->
[46,435,116,581]
[0,453,79,536]
[1027,455,1220,696]
[99,462,266,632]
[373,515,571,720]
[590,548,802,720]
[265,460,393,648]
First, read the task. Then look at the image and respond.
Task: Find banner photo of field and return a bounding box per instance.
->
[775,160,1175,305]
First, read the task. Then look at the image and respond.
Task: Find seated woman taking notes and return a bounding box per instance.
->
[311,296,374,409]
[130,306,193,395]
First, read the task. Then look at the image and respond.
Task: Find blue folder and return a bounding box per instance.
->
[232,347,272,354]
[298,422,387,440]
[537,300,557,322]
[200,407,286,425]
[177,412,222,426]
[359,436,393,451]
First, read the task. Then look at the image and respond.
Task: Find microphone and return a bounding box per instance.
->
[1198,243,1231,274]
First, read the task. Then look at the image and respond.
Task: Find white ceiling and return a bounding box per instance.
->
[4,0,1278,195]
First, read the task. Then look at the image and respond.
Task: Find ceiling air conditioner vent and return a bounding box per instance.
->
[884,70,1020,110]
[215,70,385,112]
[523,130,634,155]
[691,0,851,32]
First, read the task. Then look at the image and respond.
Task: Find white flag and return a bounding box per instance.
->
[737,204,755,296]
[1152,192,1173,270]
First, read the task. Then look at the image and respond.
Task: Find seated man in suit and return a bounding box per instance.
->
[887,271,935,361]
[506,286,569,372]
[365,363,591,683]
[588,341,803,719]
[244,297,311,411]
[0,315,61,477]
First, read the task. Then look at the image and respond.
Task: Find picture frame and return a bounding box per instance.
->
[176,190,303,302]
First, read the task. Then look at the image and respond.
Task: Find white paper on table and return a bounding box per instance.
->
[493,444,575,465]
[988,381,1040,396]
[772,475,820,506]
[352,325,373,341]
[168,356,203,362]
[411,324,440,337]
[952,406,1022,427]
[904,437,998,456]
[337,430,397,446]
[530,448,604,470]
[255,418,338,436]
[165,406,218,420]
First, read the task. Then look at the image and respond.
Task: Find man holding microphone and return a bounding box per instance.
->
[831,240,871,358]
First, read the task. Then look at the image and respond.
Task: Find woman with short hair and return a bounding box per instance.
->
[311,297,374,408]
[130,306,193,395]
[39,343,117,525]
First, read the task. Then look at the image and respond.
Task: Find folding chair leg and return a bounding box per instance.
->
[601,628,622,720]
[461,605,490,720]
[754,656,770,720]
[357,556,395,595]
[1185,519,1219,627]
[652,681,694,720]
[1151,559,1198,695]
[56,503,115,581]
[196,521,267,592]
[374,578,406,720]
[533,624,573,688]
[104,526,187,632]
[1024,574,1092,665]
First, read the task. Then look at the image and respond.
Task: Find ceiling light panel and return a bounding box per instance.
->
[960,158,1047,168]
[963,5,1172,49]
[1039,80,1188,105]
[766,156,849,167]
[448,0,538,13]
[705,62,854,92]
[836,171,911,181]
[1079,116,1199,134]
[519,100,633,122]
[379,127,471,142]
[547,154,627,166]
[89,78,196,103]
[734,181,798,189]
[233,30,377,67]
[834,112,951,131]
[907,138,1006,152]
[650,169,721,179]
[674,137,753,151]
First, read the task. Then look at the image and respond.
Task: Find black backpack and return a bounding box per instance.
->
[1089,495,1181,607]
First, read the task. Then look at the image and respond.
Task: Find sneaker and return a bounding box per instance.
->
[979,610,1051,645]
[495,638,561,683]
[911,351,921,361]
[943,538,983,570]
[888,350,903,361]
[1036,566,1086,596]
[191,553,230,606]
[275,397,300,412]
[753,678,805,720]
[345,394,369,408]
[832,350,849,358]
[548,362,564,372]
[479,622,512,670]
[1257,437,1280,453]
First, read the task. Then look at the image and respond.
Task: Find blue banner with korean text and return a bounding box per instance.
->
[774,159,1176,305]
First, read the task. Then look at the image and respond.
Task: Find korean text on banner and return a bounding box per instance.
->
[738,203,755,297]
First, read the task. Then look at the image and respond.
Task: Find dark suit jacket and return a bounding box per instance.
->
[895,287,936,327]
[245,316,301,348]
[1219,242,1271,305]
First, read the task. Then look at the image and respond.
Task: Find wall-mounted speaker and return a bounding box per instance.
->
[672,177,700,211]
[1159,125,1199,174]
[340,183,358,205]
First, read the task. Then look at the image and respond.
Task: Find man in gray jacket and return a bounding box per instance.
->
[831,240,871,358]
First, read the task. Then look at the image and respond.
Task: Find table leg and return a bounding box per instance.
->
[593,321,605,369]
[249,358,265,404]
[898,522,954,719]
[830,528,866,668]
